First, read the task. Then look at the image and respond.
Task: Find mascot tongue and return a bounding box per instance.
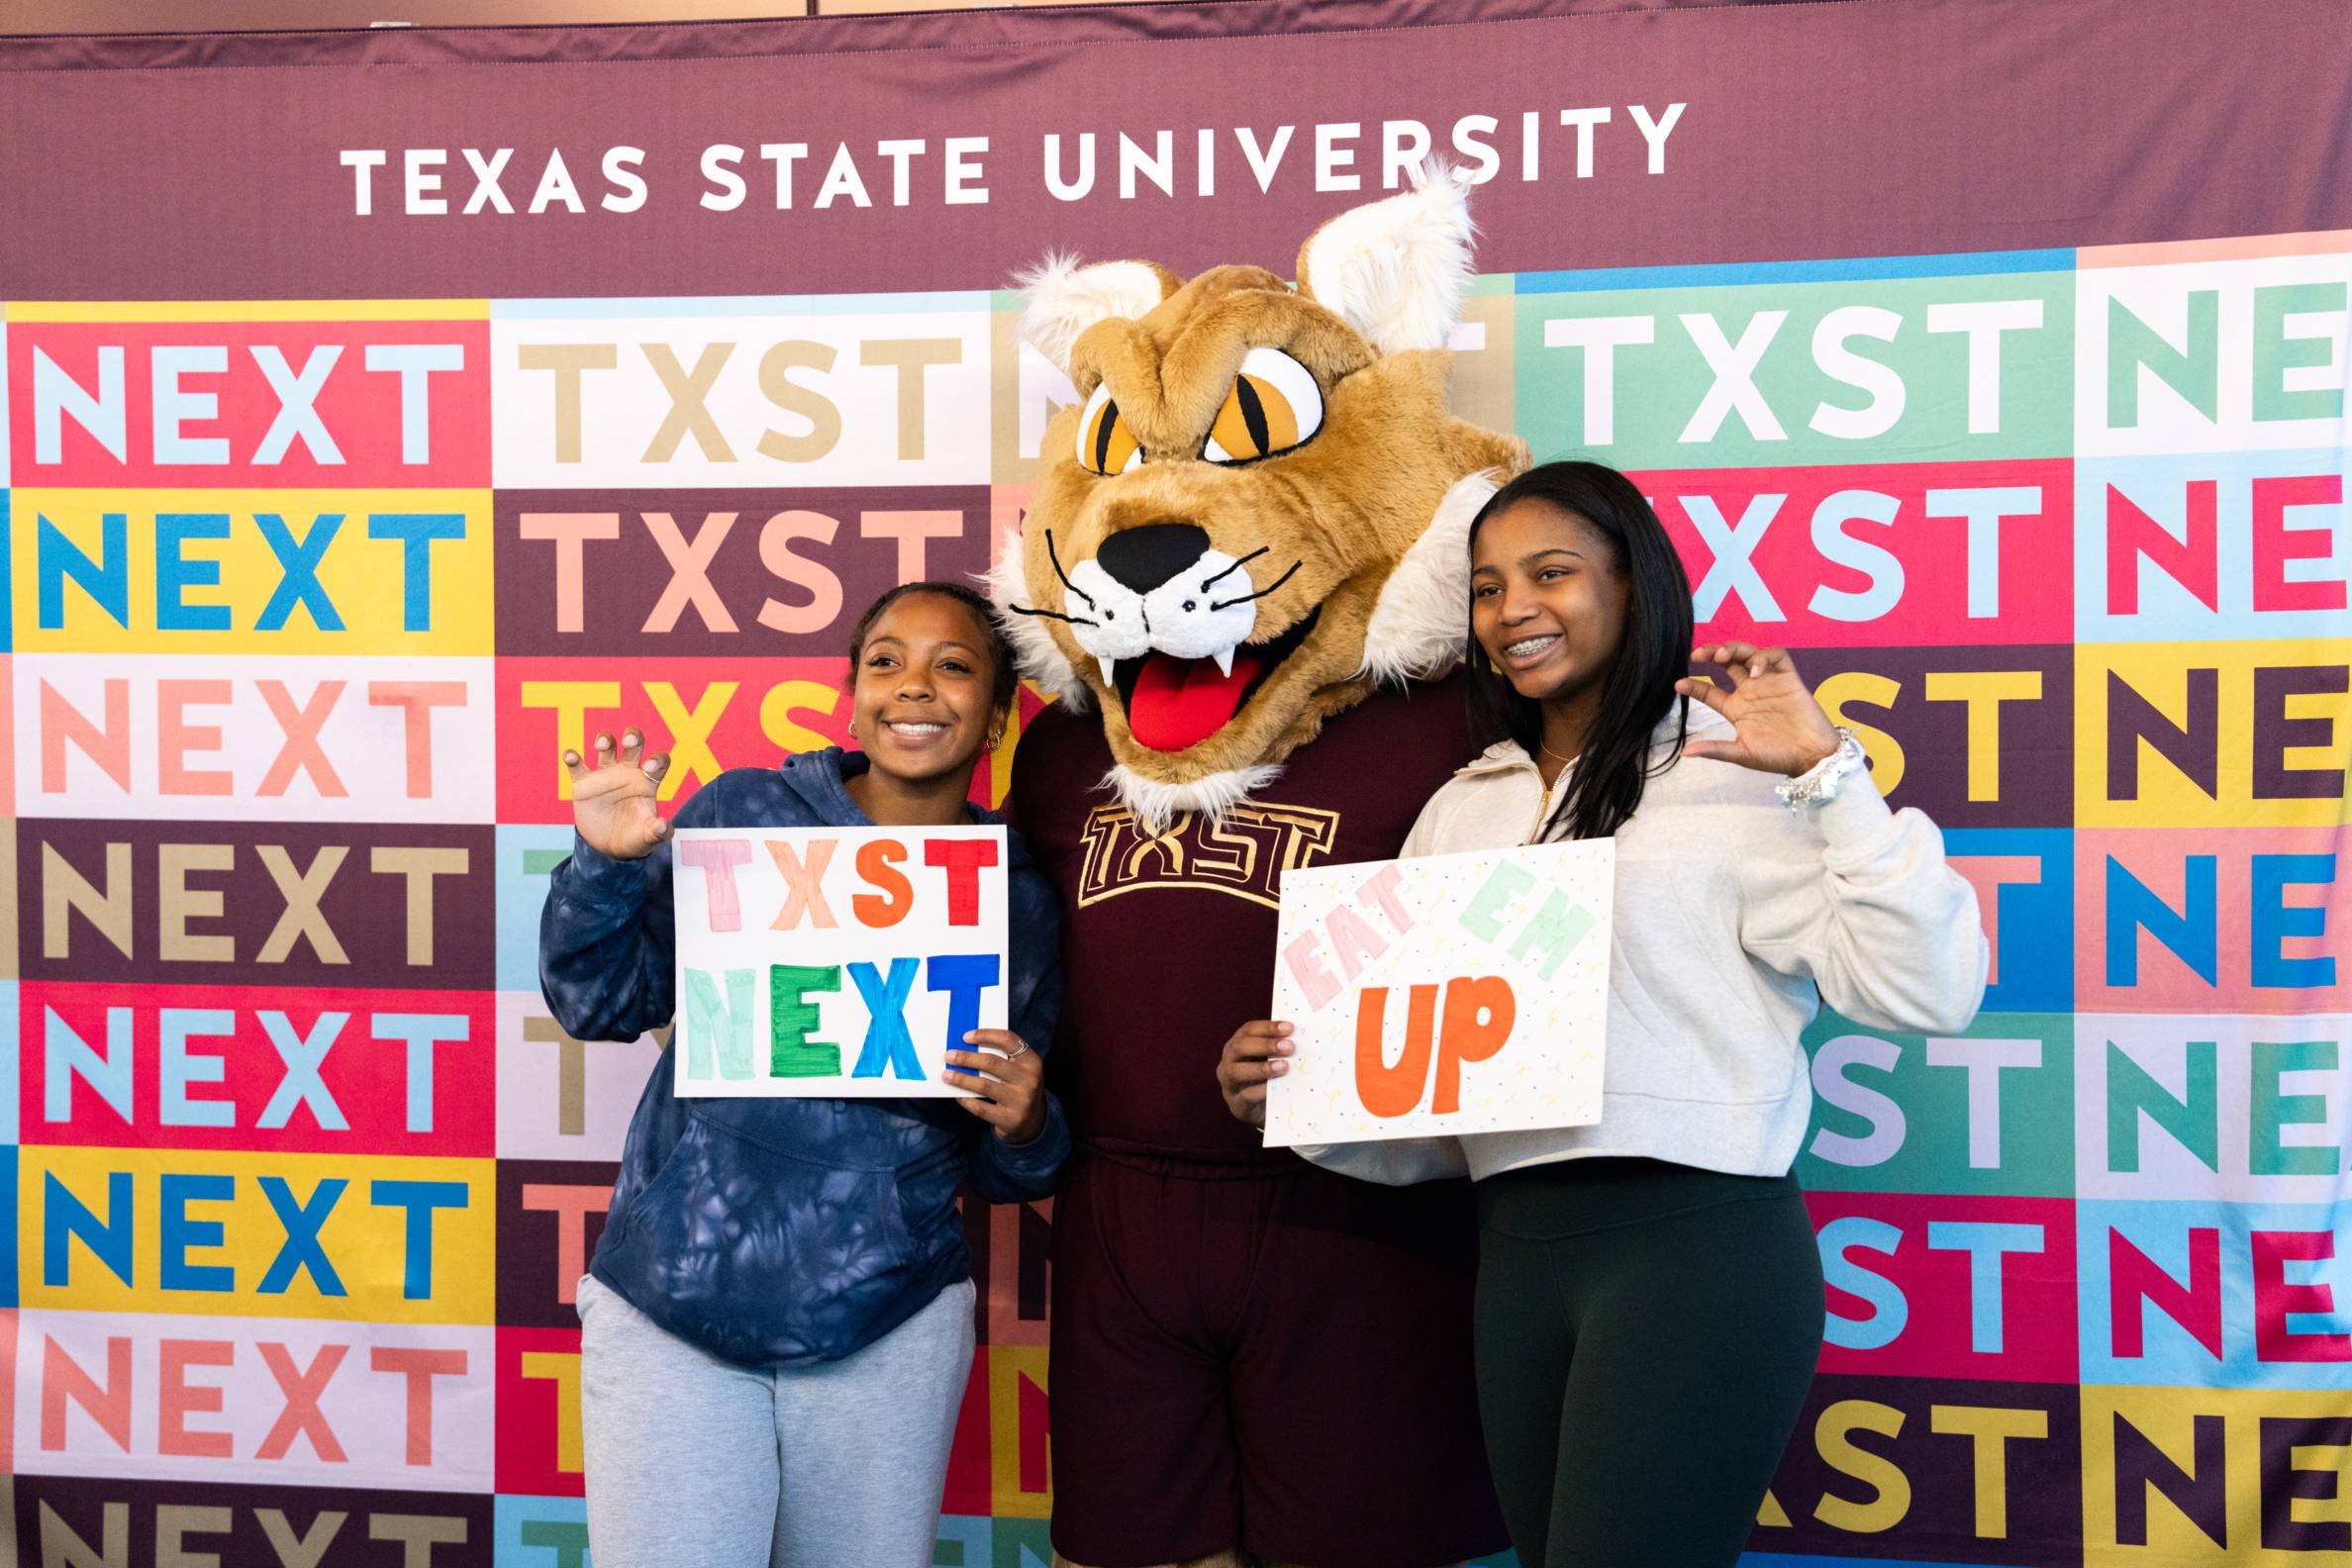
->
[1127,651,1262,751]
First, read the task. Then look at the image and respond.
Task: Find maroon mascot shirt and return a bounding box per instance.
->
[1010,671,1476,1163]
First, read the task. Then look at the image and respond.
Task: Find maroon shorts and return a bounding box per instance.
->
[1047,1149,1509,1568]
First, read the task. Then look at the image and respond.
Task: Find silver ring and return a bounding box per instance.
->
[1007,1042,1030,1059]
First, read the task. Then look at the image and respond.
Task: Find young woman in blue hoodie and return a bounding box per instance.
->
[539,581,1068,1568]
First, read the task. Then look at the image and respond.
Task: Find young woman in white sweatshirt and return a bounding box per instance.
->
[1216,460,1989,1568]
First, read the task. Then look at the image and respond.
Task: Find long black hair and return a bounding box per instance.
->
[1464,460,1694,841]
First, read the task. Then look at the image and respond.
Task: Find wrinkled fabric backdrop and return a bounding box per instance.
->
[1,0,2349,1562]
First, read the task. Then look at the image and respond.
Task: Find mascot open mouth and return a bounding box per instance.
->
[1110,606,1323,752]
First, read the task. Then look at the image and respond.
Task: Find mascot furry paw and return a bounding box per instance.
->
[1004,172,1521,1568]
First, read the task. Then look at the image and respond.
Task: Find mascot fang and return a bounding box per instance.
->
[996,170,1527,827]
[999,171,1525,1568]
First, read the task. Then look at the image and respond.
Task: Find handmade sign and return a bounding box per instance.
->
[1263,841,1615,1146]
[668,825,1009,1098]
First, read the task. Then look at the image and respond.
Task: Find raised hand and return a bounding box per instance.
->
[564,729,672,860]
[1674,642,1844,778]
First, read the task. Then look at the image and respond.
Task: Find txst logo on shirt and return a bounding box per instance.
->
[1075,802,1341,910]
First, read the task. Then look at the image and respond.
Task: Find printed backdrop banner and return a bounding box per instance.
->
[1,0,2348,1562]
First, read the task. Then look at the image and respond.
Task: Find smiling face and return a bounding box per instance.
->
[1016,265,1522,789]
[848,592,1007,788]
[1470,499,1631,709]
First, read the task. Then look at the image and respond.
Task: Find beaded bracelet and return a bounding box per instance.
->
[1775,727,1866,810]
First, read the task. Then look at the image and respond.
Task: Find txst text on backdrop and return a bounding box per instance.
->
[1,0,2347,1561]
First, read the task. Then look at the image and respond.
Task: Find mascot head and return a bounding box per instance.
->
[995,172,1528,826]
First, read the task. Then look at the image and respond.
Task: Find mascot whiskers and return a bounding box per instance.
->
[1002,171,1525,1568]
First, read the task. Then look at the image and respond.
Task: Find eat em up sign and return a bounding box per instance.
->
[1264,841,1614,1146]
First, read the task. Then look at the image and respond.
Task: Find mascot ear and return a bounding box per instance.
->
[1016,254,1182,377]
[1359,469,1503,683]
[1296,167,1475,356]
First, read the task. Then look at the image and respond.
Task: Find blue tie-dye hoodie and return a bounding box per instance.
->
[539,746,1068,1368]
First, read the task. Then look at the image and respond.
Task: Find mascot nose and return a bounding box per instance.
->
[1096,523,1210,596]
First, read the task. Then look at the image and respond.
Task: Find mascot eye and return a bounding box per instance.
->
[1203,347,1324,465]
[1076,384,1143,476]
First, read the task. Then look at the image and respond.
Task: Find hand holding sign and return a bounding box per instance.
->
[1263,842,1614,1146]
[1216,1020,1295,1129]
[563,727,672,859]
[947,1029,1047,1142]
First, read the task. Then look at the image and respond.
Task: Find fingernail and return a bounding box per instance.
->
[1270,1061,1288,1075]
[1278,1040,1294,1054]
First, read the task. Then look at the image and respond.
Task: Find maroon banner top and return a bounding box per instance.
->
[2,0,2349,299]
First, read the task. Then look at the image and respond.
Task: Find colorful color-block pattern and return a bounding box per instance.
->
[0,232,2343,1566]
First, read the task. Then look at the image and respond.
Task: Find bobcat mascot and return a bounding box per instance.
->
[999,173,1527,1568]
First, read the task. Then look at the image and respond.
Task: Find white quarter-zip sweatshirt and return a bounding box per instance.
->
[1296,704,1989,1183]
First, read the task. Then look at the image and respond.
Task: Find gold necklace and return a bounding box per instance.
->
[1529,743,1575,843]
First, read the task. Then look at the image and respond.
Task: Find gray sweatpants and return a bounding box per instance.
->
[577,1273,976,1568]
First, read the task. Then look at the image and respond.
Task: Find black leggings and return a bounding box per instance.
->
[1472,1157,1824,1568]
